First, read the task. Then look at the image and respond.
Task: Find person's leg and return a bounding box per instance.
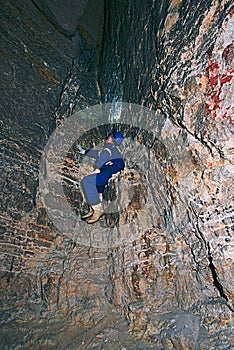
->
[81,174,100,206]
[86,173,112,223]
[81,172,112,223]
[80,174,100,219]
[95,172,111,193]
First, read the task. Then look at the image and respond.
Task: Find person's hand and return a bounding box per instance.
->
[77,144,86,155]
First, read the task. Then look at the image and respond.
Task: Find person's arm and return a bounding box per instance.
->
[85,149,100,159]
[77,145,99,159]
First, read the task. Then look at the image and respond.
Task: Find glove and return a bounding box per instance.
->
[77,144,86,155]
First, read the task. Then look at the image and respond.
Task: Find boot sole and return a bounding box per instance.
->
[86,213,104,224]
[81,211,93,220]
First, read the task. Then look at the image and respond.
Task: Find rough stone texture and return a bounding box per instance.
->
[0,0,233,349]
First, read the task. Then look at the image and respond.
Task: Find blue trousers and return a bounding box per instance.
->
[81,172,112,206]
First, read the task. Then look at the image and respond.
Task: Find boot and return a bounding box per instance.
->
[81,207,93,220]
[86,203,104,224]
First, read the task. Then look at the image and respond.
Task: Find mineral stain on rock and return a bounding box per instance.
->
[0,0,234,349]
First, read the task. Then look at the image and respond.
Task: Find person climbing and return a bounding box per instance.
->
[77,131,125,224]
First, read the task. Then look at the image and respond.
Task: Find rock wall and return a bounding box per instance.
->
[0,0,233,349]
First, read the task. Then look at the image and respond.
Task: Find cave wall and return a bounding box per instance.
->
[0,0,233,349]
[98,1,234,348]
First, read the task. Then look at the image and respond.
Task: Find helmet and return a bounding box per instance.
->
[111,131,124,145]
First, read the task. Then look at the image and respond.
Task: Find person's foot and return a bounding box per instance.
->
[86,210,104,224]
[81,207,93,220]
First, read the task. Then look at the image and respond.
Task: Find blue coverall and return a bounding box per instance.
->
[81,143,125,206]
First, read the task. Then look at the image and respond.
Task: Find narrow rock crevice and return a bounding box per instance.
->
[187,205,233,312]
[191,203,233,312]
[207,243,234,313]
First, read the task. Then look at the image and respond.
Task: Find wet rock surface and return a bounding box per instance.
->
[0,0,233,349]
